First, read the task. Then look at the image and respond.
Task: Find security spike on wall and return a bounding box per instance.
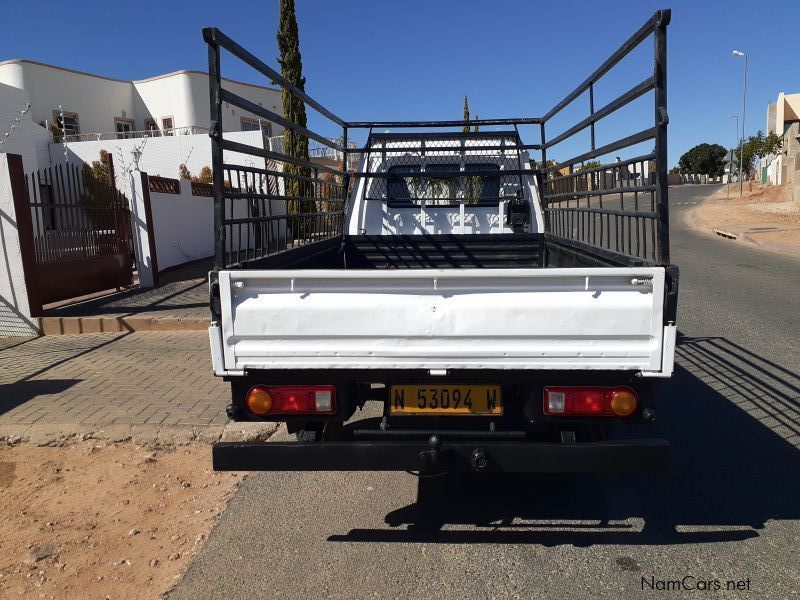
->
[59,105,68,162]
[0,103,31,146]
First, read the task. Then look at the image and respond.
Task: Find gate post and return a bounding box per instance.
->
[127,170,157,288]
[0,153,41,335]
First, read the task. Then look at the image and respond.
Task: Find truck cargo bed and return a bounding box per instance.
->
[238,234,645,272]
[211,265,671,374]
[344,234,544,269]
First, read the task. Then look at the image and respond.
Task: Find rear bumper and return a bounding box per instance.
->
[212,438,669,473]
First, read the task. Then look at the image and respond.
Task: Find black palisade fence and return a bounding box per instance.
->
[24,162,132,265]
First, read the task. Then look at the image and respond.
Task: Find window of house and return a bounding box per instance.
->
[144,119,159,136]
[241,118,272,146]
[240,117,260,132]
[115,118,135,139]
[53,111,80,139]
[161,117,174,135]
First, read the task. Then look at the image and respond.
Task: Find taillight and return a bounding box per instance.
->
[543,386,638,417]
[245,385,336,416]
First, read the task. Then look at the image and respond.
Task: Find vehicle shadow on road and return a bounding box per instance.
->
[329,334,800,546]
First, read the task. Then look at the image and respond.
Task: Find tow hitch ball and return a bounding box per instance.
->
[420,437,489,472]
[471,448,488,471]
[419,435,442,472]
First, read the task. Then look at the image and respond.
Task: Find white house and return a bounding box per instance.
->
[0,59,283,141]
[0,81,51,172]
[765,92,800,186]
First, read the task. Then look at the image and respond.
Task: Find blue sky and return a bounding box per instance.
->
[1,0,796,168]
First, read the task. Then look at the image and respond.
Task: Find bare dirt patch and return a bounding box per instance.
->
[686,182,800,255]
[702,181,797,225]
[0,440,243,599]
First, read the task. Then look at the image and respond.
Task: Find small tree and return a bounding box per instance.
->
[81,150,117,228]
[734,133,761,177]
[473,115,478,133]
[194,166,213,184]
[760,131,784,160]
[678,143,727,176]
[318,171,343,215]
[734,130,784,181]
[463,96,470,133]
[179,164,214,183]
[577,160,602,172]
[43,122,63,143]
[278,0,312,238]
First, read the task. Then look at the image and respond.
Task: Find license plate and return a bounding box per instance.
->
[389,385,502,416]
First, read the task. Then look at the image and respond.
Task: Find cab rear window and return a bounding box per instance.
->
[386,163,501,207]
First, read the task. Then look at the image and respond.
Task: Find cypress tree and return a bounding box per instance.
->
[473,115,479,133]
[463,95,470,133]
[277,0,311,235]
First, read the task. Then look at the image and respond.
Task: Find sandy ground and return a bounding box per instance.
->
[686,181,800,255]
[0,440,243,599]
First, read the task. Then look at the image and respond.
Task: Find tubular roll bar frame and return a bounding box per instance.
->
[203,8,671,269]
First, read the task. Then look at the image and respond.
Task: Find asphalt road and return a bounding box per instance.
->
[170,184,799,599]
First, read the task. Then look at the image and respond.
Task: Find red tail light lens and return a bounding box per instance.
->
[245,385,336,416]
[543,386,638,417]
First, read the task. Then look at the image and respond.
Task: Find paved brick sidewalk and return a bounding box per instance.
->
[0,331,227,430]
[40,279,209,334]
[44,279,208,321]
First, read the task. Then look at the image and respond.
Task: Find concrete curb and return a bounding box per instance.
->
[713,228,738,240]
[0,422,279,448]
[40,316,209,335]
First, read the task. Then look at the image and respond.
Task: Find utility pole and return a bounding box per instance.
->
[732,50,747,196]
[728,114,738,200]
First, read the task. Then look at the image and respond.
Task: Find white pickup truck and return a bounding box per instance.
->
[204,9,677,473]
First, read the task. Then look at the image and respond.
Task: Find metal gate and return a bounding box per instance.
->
[21,160,134,313]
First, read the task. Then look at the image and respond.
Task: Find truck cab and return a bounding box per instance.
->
[348,132,542,236]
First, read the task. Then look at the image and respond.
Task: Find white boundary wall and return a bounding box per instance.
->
[149,180,215,273]
[148,179,287,275]
[63,130,268,186]
[0,154,39,336]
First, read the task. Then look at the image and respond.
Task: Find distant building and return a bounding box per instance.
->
[0,58,284,174]
[0,59,282,141]
[765,92,800,185]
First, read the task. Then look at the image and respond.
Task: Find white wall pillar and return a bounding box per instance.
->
[0,154,40,336]
[127,170,156,288]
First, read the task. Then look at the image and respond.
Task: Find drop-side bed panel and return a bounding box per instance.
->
[217,268,666,372]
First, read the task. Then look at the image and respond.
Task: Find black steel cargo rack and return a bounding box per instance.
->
[202,9,672,273]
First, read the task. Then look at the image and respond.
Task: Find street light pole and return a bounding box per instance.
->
[733,50,747,196]
[728,114,738,200]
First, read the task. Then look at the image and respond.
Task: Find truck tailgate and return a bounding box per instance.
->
[216,267,667,372]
